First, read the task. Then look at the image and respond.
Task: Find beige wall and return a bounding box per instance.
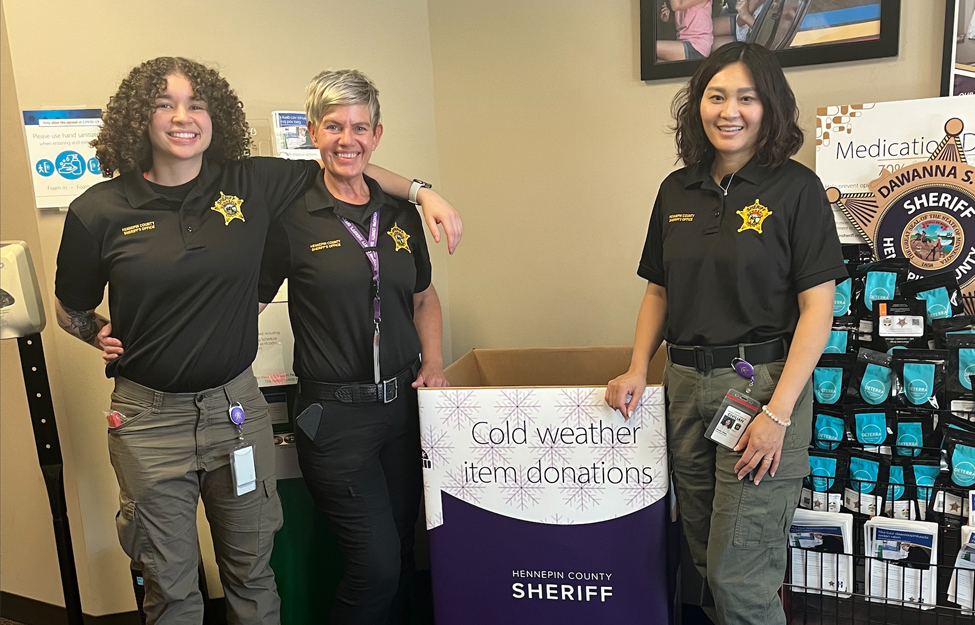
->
[427,0,948,359]
[0,0,446,616]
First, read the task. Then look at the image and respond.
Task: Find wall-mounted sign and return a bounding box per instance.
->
[815,95,975,245]
[830,118,975,297]
[23,109,103,209]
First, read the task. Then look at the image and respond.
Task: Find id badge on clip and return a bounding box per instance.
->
[706,389,762,449]
[230,444,257,496]
[228,402,256,496]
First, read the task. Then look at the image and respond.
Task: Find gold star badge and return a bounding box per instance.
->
[387,223,411,253]
[210,192,245,226]
[736,199,772,234]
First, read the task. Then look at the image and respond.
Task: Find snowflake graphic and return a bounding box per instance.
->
[494,389,540,427]
[421,425,453,468]
[547,513,574,525]
[629,387,665,428]
[471,439,514,466]
[593,437,635,466]
[560,481,604,511]
[442,465,486,505]
[500,469,545,511]
[530,438,574,466]
[427,511,444,529]
[436,391,480,430]
[621,468,668,509]
[555,388,602,427]
[645,436,668,465]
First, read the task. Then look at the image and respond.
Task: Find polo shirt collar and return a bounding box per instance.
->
[682,153,772,189]
[121,157,222,208]
[303,172,388,227]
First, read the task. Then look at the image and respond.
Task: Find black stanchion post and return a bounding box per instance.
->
[16,332,84,625]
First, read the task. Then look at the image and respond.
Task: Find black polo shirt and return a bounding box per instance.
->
[639,156,846,346]
[55,157,321,392]
[258,173,431,384]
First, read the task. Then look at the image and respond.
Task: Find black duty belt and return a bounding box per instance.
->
[298,361,420,404]
[667,338,787,374]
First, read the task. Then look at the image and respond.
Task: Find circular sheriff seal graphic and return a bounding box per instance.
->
[901,212,964,270]
[829,119,975,296]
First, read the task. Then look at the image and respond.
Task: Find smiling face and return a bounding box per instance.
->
[308,104,382,184]
[700,61,764,168]
[147,73,212,169]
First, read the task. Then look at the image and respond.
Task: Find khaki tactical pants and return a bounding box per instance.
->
[108,368,283,625]
[665,360,811,625]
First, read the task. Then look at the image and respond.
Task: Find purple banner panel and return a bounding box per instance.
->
[428,493,673,624]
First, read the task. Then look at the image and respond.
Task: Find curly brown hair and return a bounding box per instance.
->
[672,43,803,170]
[91,57,250,176]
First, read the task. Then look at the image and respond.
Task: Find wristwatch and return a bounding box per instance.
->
[408,179,432,205]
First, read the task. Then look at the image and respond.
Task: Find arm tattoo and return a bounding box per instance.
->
[55,301,106,348]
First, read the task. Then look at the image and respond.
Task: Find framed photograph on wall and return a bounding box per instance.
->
[640,0,901,81]
[942,0,975,96]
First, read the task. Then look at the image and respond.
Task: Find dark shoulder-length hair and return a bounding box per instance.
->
[91,57,250,177]
[672,43,803,169]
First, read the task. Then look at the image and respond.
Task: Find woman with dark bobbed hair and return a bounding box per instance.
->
[606,43,845,624]
[53,57,460,625]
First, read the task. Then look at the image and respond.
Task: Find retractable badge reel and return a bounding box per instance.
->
[705,358,763,449]
[228,402,257,496]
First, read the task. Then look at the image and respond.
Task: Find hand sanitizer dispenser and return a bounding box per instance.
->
[0,240,46,339]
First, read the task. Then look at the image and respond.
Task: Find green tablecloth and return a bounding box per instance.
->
[270,477,344,625]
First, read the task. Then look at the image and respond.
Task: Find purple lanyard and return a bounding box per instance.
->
[340,210,382,384]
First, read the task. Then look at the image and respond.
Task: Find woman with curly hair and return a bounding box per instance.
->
[606,43,845,624]
[52,56,460,625]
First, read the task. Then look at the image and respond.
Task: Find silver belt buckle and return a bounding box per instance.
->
[381,377,398,403]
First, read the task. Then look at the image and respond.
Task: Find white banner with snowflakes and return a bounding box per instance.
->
[418,386,667,529]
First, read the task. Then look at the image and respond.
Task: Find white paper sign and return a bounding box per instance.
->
[253,298,296,387]
[23,109,103,209]
[272,111,320,161]
[418,386,668,529]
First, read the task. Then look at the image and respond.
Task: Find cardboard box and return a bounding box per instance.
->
[418,346,671,624]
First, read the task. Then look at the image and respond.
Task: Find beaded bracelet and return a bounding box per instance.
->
[762,405,791,428]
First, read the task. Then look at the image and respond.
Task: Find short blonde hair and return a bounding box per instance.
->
[304,69,381,129]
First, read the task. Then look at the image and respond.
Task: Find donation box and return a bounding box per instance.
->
[418,346,673,624]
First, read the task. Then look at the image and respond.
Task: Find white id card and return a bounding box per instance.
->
[705,389,761,450]
[230,445,257,496]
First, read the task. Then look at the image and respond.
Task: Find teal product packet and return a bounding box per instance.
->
[814,354,855,405]
[900,272,964,326]
[855,258,910,318]
[848,348,893,406]
[892,349,947,409]
[812,406,847,451]
[947,334,975,412]
[800,449,848,513]
[844,405,893,453]
[892,408,937,458]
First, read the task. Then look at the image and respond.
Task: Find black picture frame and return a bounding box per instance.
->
[640,0,901,81]
[942,0,975,96]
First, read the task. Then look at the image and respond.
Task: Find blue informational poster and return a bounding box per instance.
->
[23,109,103,209]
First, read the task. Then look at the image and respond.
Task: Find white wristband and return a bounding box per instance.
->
[409,179,431,205]
[762,405,791,427]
